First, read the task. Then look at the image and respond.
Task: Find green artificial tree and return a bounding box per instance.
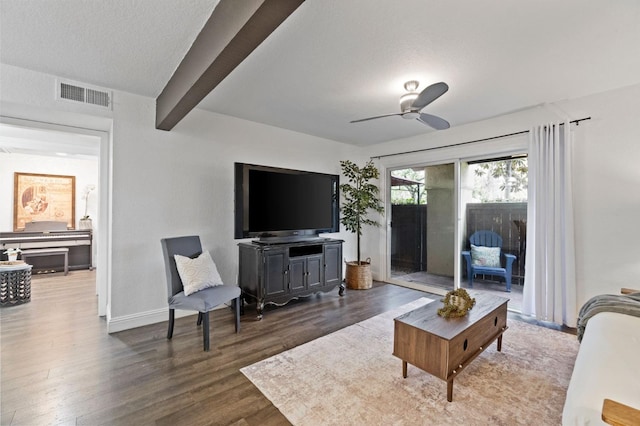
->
[340,160,384,265]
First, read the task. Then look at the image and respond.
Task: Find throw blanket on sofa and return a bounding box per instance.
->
[577,292,640,342]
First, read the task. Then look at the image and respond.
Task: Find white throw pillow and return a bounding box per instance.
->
[470,244,501,268]
[174,250,224,296]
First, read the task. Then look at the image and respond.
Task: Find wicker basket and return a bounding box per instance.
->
[345,258,372,290]
[0,263,32,307]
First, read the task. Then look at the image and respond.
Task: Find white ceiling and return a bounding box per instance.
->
[0,123,100,159]
[1,0,640,146]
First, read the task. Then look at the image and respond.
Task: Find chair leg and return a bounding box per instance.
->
[202,311,210,351]
[167,309,175,339]
[235,297,241,333]
[197,312,203,326]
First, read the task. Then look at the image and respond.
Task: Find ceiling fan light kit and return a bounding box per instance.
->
[399,92,419,113]
[403,80,420,92]
[351,80,450,130]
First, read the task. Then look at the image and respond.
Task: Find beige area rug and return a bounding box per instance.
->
[241,298,580,426]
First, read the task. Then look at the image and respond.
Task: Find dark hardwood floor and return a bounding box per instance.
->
[1,270,430,425]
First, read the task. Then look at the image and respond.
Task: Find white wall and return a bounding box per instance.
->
[560,84,640,307]
[0,152,99,231]
[1,64,364,331]
[107,90,361,328]
[367,83,640,309]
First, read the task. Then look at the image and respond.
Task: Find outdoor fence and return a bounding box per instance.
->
[391,202,527,284]
[465,202,527,283]
[390,204,427,272]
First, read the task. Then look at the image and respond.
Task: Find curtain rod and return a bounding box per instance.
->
[371,116,591,160]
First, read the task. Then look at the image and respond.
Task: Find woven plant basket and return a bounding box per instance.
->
[345,258,372,290]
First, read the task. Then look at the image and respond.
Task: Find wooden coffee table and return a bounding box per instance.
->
[393,292,508,402]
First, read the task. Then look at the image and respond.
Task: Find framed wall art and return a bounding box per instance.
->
[13,172,76,231]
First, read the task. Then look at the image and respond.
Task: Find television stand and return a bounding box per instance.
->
[254,235,324,245]
[238,238,344,319]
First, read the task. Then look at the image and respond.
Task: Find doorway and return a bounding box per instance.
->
[384,152,528,312]
[0,118,110,316]
[389,163,456,294]
[459,155,528,311]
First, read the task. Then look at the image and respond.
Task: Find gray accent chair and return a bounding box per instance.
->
[161,235,241,351]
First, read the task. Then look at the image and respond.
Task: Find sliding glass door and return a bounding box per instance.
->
[459,156,528,311]
[386,154,527,310]
[389,163,455,293]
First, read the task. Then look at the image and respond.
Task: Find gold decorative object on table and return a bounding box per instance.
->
[438,288,476,318]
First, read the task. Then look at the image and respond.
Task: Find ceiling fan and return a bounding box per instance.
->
[350,80,450,130]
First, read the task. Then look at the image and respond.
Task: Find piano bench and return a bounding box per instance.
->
[21,248,69,276]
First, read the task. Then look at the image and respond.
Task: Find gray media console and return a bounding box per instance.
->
[238,238,344,319]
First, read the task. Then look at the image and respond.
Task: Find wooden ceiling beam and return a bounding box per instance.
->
[155,0,304,131]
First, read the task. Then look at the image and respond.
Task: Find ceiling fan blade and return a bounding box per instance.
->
[417,113,450,130]
[411,82,449,110]
[350,112,403,123]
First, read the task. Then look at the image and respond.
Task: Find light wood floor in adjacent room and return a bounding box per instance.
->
[1,270,431,425]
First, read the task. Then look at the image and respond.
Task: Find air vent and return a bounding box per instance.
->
[57,79,112,109]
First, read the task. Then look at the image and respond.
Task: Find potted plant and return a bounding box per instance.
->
[79,185,95,230]
[3,248,22,262]
[340,160,384,289]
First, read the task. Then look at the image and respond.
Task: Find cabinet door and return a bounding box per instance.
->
[238,245,260,299]
[307,254,323,289]
[324,243,342,287]
[289,257,306,292]
[264,250,287,297]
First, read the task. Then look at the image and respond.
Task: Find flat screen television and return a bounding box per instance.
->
[234,163,340,241]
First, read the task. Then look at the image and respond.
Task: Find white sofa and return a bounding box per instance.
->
[562,310,640,425]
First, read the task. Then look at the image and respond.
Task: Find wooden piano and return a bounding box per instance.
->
[1,221,92,274]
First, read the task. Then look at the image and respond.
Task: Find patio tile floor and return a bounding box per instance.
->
[390,271,523,312]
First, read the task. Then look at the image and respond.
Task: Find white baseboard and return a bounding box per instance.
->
[107,306,225,333]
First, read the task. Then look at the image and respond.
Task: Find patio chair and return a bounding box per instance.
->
[461,230,516,292]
